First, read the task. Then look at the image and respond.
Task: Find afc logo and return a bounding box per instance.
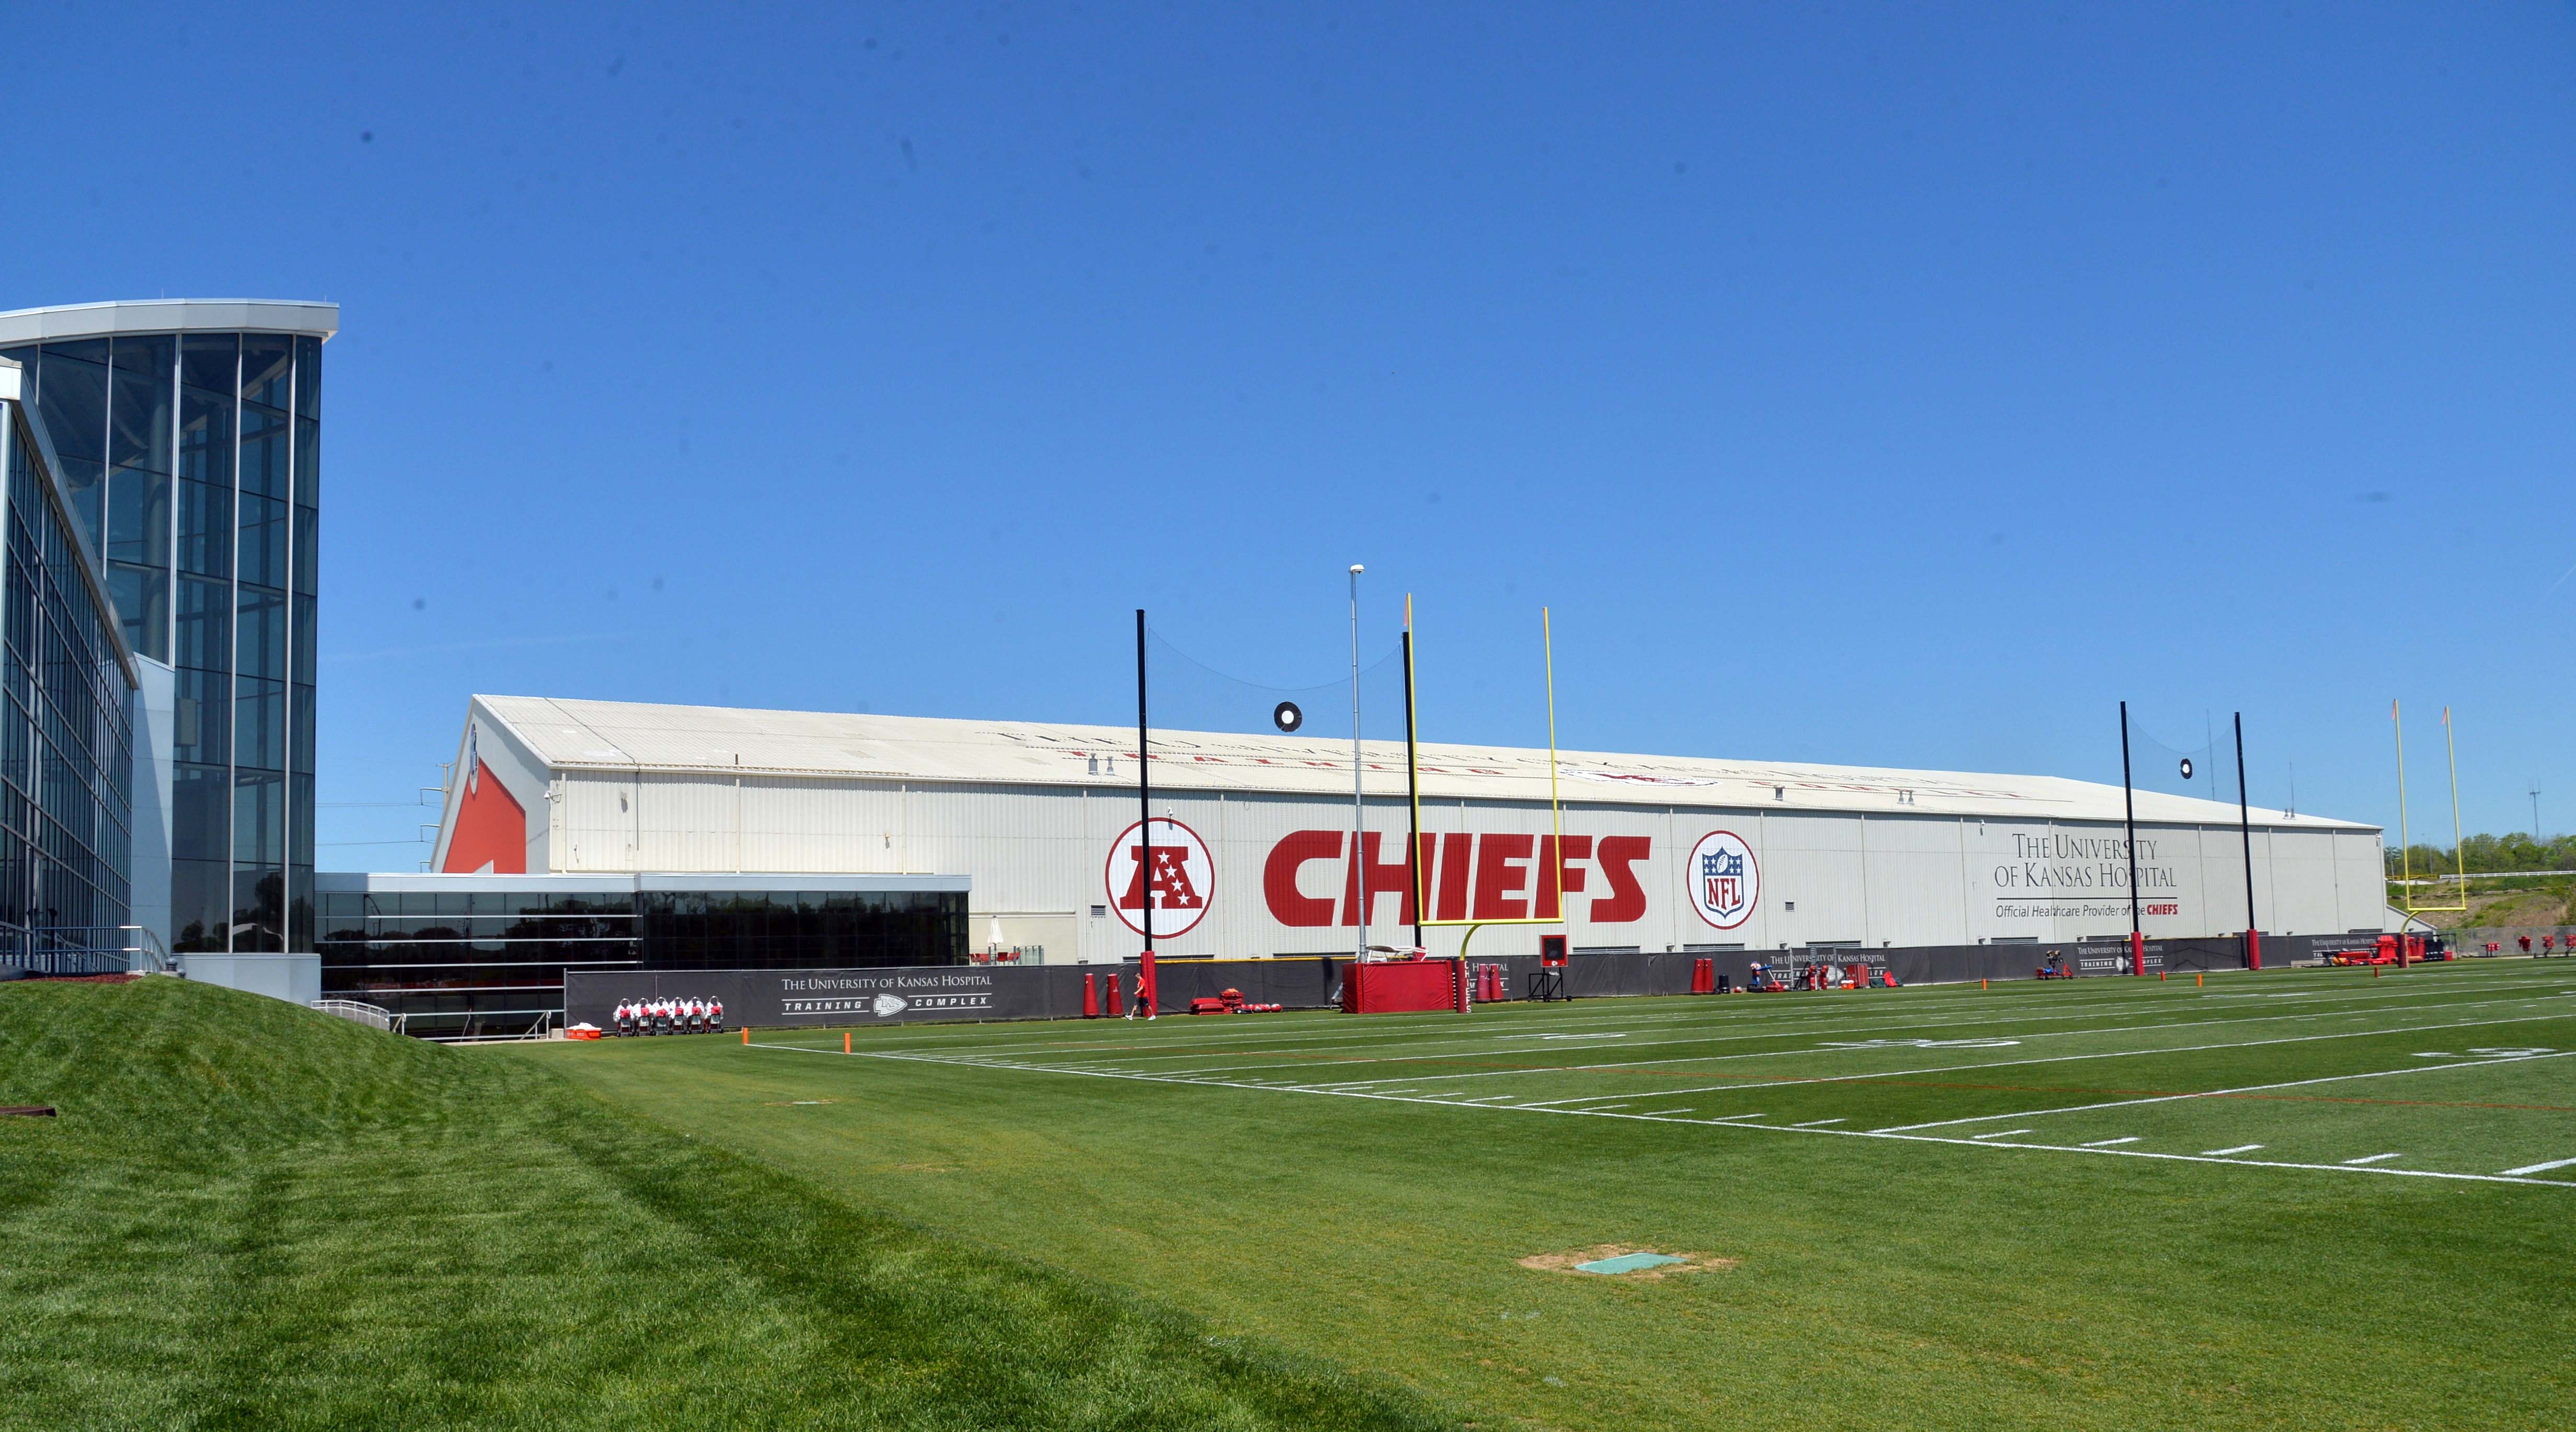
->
[1686,830,1760,930]
[1105,817,1215,937]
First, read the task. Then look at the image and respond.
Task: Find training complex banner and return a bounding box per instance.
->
[567,931,2413,1030]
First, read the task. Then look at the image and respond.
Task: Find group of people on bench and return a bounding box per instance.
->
[613,998,725,1035]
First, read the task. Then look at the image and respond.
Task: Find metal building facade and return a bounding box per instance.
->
[427,696,2391,965]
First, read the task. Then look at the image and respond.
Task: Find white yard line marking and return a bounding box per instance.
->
[1302,993,2576,1091]
[2082,1137,2143,1147]
[2343,1153,2404,1165]
[1180,986,2564,1084]
[1971,1129,2034,1140]
[2500,1156,2576,1176]
[2202,1144,2265,1156]
[1868,1049,2576,1133]
[746,1039,2576,1188]
[818,977,2576,1074]
[1639,1108,1698,1116]
[1792,1117,1847,1127]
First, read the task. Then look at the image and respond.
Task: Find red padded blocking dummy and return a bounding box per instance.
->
[1343,957,1469,1014]
[1082,973,1100,1017]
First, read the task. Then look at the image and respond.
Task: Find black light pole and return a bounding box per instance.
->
[1135,610,1152,957]
[2120,701,2144,976]
[1402,627,1422,950]
[2234,713,2260,970]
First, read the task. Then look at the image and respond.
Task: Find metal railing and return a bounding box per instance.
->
[1,925,171,977]
[308,999,405,1034]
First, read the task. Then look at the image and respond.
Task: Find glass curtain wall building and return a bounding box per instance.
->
[0,356,141,972]
[315,873,970,1039]
[0,300,336,958]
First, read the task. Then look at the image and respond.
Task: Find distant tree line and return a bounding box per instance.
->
[2384,833,2576,877]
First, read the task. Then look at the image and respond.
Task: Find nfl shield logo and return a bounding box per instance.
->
[1686,831,1761,930]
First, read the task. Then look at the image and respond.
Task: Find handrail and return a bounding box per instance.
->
[118,926,172,974]
[309,999,399,1032]
[3,925,172,977]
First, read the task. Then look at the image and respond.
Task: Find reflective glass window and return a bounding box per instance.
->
[235,676,285,772]
[107,466,171,568]
[108,336,174,474]
[239,404,288,502]
[180,334,237,396]
[34,342,106,462]
[236,588,285,681]
[174,668,228,765]
[240,336,292,411]
[172,763,227,860]
[231,860,284,953]
[294,337,320,418]
[290,595,315,684]
[233,770,284,864]
[294,416,318,507]
[171,854,227,952]
[291,684,315,773]
[238,493,286,589]
[175,479,232,578]
[291,509,316,597]
[106,562,169,661]
[174,576,231,673]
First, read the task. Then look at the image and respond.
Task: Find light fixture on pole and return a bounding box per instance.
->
[1349,564,1366,964]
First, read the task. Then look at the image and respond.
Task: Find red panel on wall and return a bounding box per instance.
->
[442,761,528,874]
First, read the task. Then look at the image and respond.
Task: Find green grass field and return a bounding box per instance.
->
[525,960,2576,1431]
[0,977,1446,1431]
[7,965,2571,1429]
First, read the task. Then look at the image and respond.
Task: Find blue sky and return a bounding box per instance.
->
[9,3,2574,862]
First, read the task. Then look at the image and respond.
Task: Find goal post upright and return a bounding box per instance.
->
[1406,602,1568,964]
[2391,701,2468,930]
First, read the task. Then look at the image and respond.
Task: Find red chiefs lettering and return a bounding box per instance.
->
[1261,830,1649,927]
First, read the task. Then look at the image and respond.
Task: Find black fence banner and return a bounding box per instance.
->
[568,932,2323,1030]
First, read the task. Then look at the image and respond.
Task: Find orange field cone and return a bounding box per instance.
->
[845,1030,853,1053]
[1981,978,1987,990]
[742,1026,749,1045]
[2196,972,2203,988]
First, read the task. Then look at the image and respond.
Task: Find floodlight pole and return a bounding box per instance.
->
[2121,701,2144,977]
[1350,564,1366,963]
[2236,713,2259,970]
[1136,609,1152,957]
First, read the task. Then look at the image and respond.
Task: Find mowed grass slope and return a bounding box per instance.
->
[530,964,2576,1432]
[0,977,1454,1432]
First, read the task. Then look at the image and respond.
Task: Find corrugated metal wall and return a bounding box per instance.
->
[530,769,2388,961]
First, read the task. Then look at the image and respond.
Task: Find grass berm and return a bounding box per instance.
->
[0,976,1453,1431]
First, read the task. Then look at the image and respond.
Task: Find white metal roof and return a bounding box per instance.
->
[472,695,2367,832]
[0,299,340,345]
